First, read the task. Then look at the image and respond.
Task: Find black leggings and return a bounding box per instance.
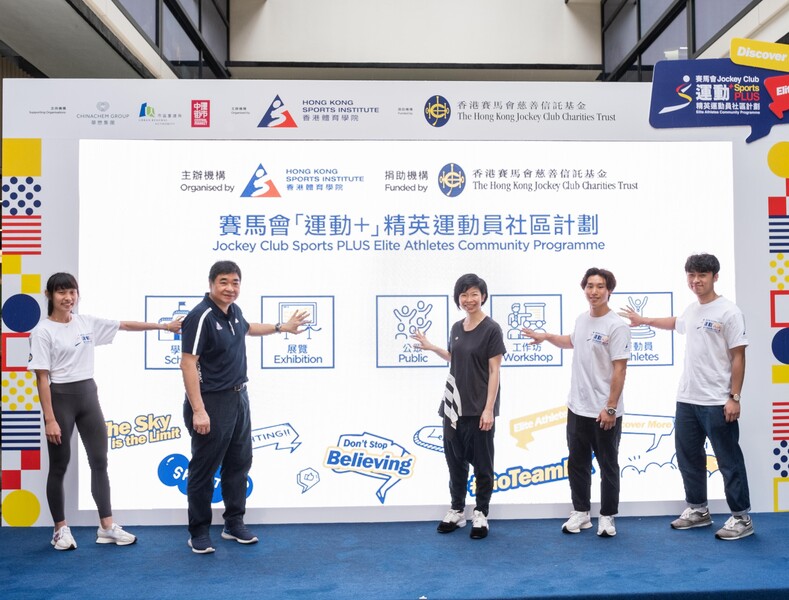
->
[47,379,112,522]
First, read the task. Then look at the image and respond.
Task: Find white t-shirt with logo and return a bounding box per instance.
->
[28,314,119,383]
[568,310,631,418]
[675,296,748,406]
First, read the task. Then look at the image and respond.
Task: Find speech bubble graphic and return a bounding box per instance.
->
[412,425,444,453]
[510,406,567,450]
[622,413,674,452]
[650,58,788,143]
[297,467,320,494]
[730,38,789,73]
[324,432,415,504]
[252,423,301,453]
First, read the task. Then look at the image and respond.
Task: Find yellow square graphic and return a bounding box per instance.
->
[20,274,41,294]
[2,255,23,275]
[773,364,789,384]
[1,139,42,176]
[774,478,789,512]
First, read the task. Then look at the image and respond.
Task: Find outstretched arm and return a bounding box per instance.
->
[618,307,676,330]
[411,330,451,362]
[521,328,573,349]
[119,318,183,334]
[248,310,310,336]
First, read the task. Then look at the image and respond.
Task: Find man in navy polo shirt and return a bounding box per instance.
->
[180,260,309,554]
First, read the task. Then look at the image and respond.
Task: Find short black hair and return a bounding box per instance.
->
[45,272,79,316]
[209,260,242,283]
[580,267,617,299]
[453,273,488,308]
[684,253,720,275]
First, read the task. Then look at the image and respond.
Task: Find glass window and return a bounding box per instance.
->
[213,0,228,20]
[163,4,200,78]
[604,1,638,74]
[619,65,643,82]
[115,0,157,43]
[641,7,688,67]
[695,0,755,50]
[176,0,200,27]
[603,0,628,28]
[201,0,228,67]
[639,0,674,34]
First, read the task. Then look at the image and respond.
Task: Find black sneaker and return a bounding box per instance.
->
[188,534,215,554]
[221,522,259,544]
[470,510,489,539]
[437,509,466,533]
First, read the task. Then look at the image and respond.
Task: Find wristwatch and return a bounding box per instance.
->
[274,322,282,333]
[730,393,741,402]
[605,406,617,416]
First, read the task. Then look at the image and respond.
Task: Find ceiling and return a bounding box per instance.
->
[0,0,144,78]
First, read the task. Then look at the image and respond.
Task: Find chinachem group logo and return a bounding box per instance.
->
[241,163,281,197]
[438,163,466,197]
[424,95,451,127]
[259,95,298,128]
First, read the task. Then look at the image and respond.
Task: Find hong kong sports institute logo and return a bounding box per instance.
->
[424,95,451,127]
[258,95,298,128]
[241,163,281,198]
[438,163,465,197]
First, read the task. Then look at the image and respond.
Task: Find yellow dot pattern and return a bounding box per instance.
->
[770,253,789,290]
[1,372,40,411]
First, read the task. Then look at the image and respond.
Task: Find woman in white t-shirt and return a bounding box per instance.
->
[28,272,181,551]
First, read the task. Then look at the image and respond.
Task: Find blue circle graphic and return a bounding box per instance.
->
[772,328,789,364]
[2,294,42,333]
[158,453,190,494]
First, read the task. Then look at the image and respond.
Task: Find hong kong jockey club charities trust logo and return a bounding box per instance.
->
[438,163,466,197]
[424,95,451,127]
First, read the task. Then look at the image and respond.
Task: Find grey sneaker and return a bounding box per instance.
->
[437,509,466,533]
[562,510,592,534]
[715,516,754,540]
[671,507,712,530]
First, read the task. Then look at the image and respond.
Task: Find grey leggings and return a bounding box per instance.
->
[47,379,112,523]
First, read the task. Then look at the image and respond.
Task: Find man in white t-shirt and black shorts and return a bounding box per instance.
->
[620,253,752,540]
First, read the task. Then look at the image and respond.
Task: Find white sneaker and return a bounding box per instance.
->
[96,523,137,546]
[561,510,592,534]
[470,510,489,539]
[597,515,616,537]
[51,525,77,551]
[437,509,466,533]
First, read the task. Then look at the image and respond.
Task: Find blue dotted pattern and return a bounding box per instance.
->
[774,441,789,478]
[2,176,43,216]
